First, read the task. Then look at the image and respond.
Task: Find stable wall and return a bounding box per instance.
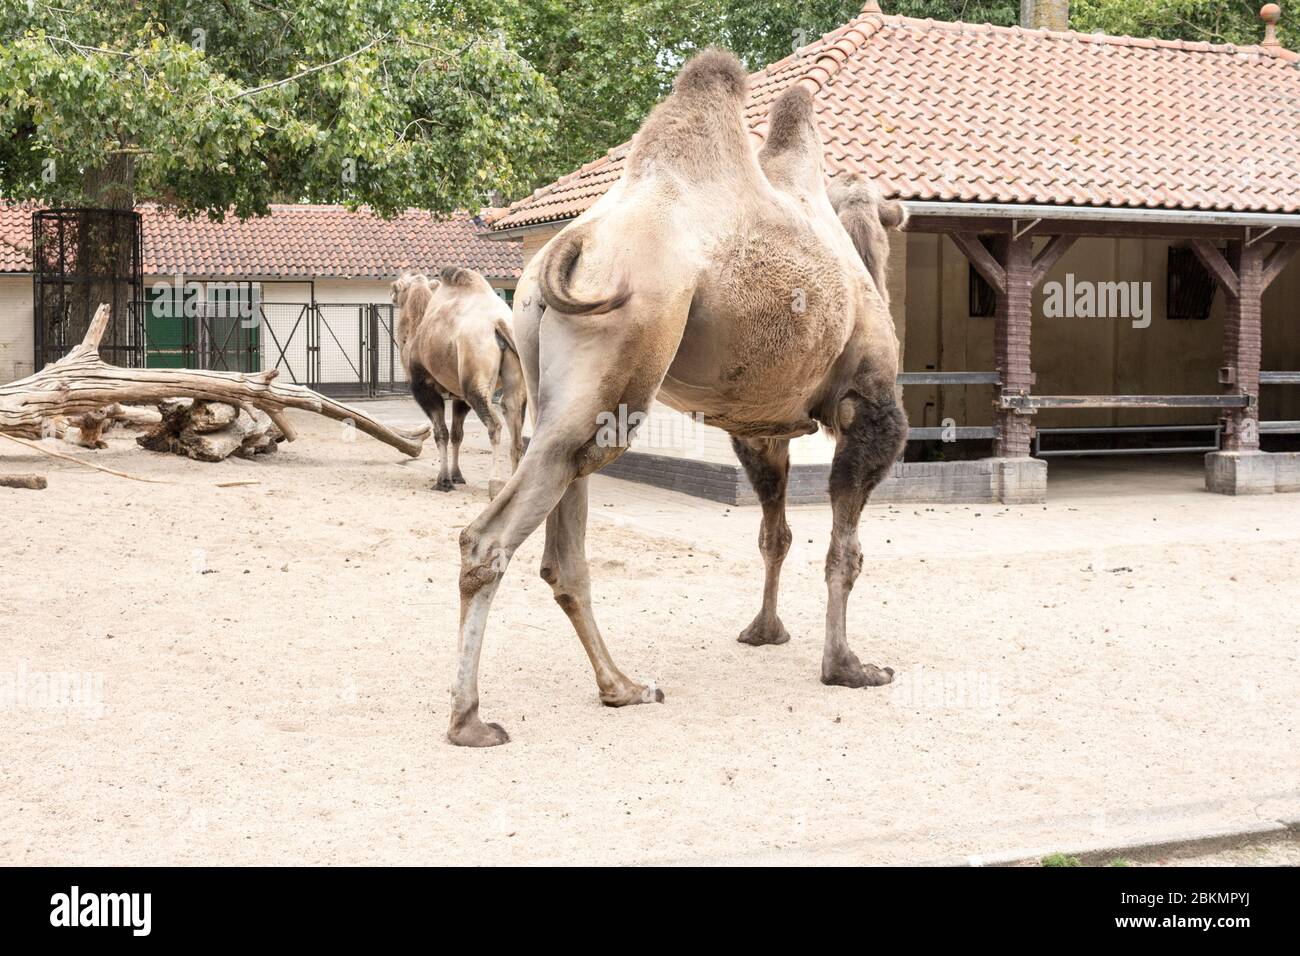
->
[902,234,1300,433]
[0,276,34,384]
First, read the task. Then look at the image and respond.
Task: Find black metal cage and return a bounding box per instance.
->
[32,208,144,370]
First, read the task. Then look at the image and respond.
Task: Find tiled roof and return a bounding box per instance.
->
[493,8,1300,230]
[0,205,521,279]
[0,204,37,273]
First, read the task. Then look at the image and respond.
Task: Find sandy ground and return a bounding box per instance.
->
[1,401,1297,866]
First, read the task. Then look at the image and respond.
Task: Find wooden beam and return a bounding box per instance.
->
[908,215,1300,244]
[1001,394,1252,410]
[897,371,1000,386]
[950,233,1006,295]
[1189,240,1239,298]
[1261,371,1300,385]
[1262,241,1299,291]
[1029,234,1078,287]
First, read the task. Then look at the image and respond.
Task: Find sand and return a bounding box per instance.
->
[1,404,1297,865]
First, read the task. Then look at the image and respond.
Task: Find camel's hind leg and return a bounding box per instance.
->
[449,282,689,746]
[822,388,907,688]
[463,389,506,499]
[541,477,663,706]
[449,400,470,484]
[412,370,454,492]
[732,437,793,647]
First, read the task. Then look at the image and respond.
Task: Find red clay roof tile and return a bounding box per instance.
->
[493,10,1300,231]
[0,205,521,279]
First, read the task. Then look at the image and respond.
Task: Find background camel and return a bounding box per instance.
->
[392,269,526,495]
[446,49,909,747]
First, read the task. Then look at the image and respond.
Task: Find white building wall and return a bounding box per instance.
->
[0,277,34,384]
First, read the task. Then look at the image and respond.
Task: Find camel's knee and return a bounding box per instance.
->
[825,535,863,589]
[830,392,907,494]
[458,522,508,596]
[574,435,627,477]
[539,559,587,614]
[759,518,792,563]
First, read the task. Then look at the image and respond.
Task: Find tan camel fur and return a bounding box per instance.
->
[447,50,908,746]
[392,268,526,495]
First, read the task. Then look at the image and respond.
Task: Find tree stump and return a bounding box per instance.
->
[137,400,285,462]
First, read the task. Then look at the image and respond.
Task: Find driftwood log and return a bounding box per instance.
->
[52,402,164,449]
[0,305,429,456]
[0,473,46,490]
[138,399,283,461]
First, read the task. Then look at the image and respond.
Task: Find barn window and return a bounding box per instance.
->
[1167,245,1215,320]
[969,263,996,317]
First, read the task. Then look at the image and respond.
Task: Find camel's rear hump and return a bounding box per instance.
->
[757,85,827,198]
[624,48,752,186]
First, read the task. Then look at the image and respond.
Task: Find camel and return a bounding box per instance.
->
[391,268,526,495]
[447,49,909,746]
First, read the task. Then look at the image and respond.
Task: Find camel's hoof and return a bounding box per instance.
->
[447,718,510,748]
[601,683,665,707]
[488,479,506,499]
[821,655,894,689]
[451,472,467,485]
[738,615,790,646]
[434,477,455,493]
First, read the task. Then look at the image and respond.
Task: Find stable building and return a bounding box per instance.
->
[0,204,521,397]
[488,2,1300,502]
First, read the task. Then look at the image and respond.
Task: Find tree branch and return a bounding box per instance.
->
[229,34,390,100]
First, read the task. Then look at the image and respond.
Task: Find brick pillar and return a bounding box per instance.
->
[1223,240,1263,452]
[994,235,1035,458]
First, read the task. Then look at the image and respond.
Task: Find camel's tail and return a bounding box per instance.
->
[537,224,631,316]
[493,315,518,355]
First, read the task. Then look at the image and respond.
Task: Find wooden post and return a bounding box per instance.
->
[949,229,1075,459]
[1222,240,1264,452]
[993,235,1036,457]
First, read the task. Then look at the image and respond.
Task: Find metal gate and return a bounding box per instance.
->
[129,297,404,398]
[32,208,144,370]
[260,302,406,398]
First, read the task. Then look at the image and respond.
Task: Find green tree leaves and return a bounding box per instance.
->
[1,1,1290,214]
[0,1,558,216]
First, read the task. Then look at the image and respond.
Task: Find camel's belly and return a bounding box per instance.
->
[663,298,850,426]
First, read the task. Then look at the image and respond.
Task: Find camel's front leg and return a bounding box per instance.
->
[732,437,793,646]
[451,440,577,746]
[449,400,470,484]
[822,389,906,687]
[541,476,663,706]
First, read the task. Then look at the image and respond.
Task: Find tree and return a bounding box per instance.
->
[0,1,559,218]
[450,1,1023,189]
[1073,0,1297,50]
